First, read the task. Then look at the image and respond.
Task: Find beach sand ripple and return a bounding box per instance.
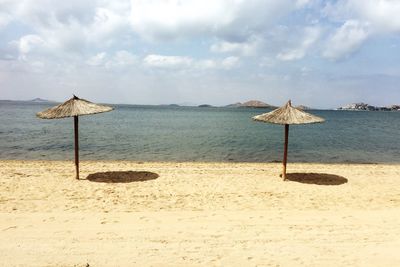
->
[0,160,399,266]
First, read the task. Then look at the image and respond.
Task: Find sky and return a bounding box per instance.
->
[0,0,400,108]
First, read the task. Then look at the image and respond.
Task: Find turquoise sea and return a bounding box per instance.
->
[1,101,400,163]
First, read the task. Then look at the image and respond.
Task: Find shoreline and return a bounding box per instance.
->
[1,160,400,266]
[2,159,400,165]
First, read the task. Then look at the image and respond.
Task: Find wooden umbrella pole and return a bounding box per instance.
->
[282,124,289,180]
[74,116,79,180]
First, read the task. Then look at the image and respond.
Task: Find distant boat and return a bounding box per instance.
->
[0,98,55,103]
[225,102,242,108]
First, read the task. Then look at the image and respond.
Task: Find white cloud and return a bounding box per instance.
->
[0,12,12,29]
[142,54,239,71]
[277,50,304,61]
[3,1,131,55]
[323,20,369,60]
[196,59,217,70]
[296,0,312,8]
[85,50,137,68]
[210,36,261,56]
[356,0,400,33]
[327,0,400,33]
[321,0,400,59]
[108,50,137,67]
[90,7,130,42]
[277,27,320,61]
[195,57,240,70]
[221,56,240,69]
[143,54,193,68]
[86,52,107,66]
[130,0,298,41]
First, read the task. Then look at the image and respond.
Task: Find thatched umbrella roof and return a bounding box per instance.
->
[37,95,113,119]
[252,100,325,181]
[37,95,113,180]
[252,100,324,125]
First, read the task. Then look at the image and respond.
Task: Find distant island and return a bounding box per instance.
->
[296,105,312,110]
[30,98,52,102]
[198,104,213,108]
[337,103,400,111]
[226,100,276,108]
[0,98,55,103]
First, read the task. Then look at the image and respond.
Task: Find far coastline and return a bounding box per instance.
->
[2,98,400,111]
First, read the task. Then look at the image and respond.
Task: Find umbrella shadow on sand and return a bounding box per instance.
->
[86,171,159,183]
[285,173,348,185]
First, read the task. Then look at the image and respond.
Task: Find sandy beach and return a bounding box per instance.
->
[1,160,400,266]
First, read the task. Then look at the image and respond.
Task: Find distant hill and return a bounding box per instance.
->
[0,98,55,103]
[226,100,276,108]
[198,104,213,108]
[157,104,181,108]
[30,98,52,103]
[296,105,311,110]
[177,102,197,107]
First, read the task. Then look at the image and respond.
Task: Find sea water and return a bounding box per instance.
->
[1,101,400,163]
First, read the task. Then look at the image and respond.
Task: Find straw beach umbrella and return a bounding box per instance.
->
[37,95,113,179]
[252,100,324,180]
